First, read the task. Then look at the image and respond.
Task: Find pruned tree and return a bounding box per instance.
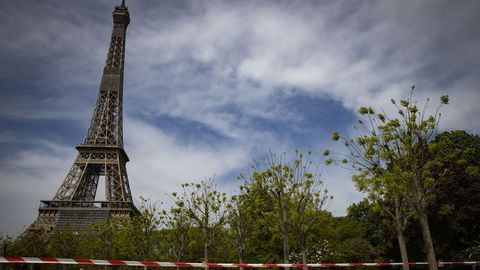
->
[227,188,254,265]
[173,179,230,262]
[240,151,294,264]
[327,86,449,270]
[129,197,163,260]
[240,150,330,265]
[290,151,332,266]
[163,201,192,262]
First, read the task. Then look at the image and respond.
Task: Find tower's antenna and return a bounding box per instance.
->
[121,0,126,7]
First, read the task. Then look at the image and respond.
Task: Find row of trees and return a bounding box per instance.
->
[1,88,479,269]
[2,152,364,264]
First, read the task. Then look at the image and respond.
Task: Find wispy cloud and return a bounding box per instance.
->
[125,118,251,198]
[0,141,75,233]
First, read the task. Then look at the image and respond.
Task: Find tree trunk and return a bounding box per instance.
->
[238,250,243,263]
[204,240,209,262]
[282,230,290,263]
[394,196,409,270]
[239,249,244,270]
[279,198,290,264]
[281,214,290,270]
[282,223,290,263]
[418,210,437,270]
[395,222,409,270]
[204,239,209,270]
[301,242,308,270]
[203,224,210,263]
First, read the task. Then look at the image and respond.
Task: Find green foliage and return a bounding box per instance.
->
[325,158,334,165]
[424,130,480,260]
[329,87,449,270]
[347,199,397,260]
[316,214,381,263]
[124,197,163,260]
[174,178,230,262]
[238,150,331,263]
[227,188,255,263]
[163,199,193,261]
[47,225,80,258]
[0,234,13,256]
[9,230,49,257]
[7,199,166,263]
[440,95,449,104]
[239,179,283,263]
[332,132,340,141]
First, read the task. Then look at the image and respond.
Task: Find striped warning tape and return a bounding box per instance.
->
[0,257,479,268]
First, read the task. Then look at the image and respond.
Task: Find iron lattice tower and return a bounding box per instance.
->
[30,0,138,232]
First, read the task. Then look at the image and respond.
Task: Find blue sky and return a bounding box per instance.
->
[1,0,479,235]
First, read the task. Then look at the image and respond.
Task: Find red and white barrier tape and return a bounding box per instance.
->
[0,257,479,268]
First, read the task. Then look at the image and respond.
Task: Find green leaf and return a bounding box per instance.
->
[440,95,449,104]
[332,132,340,141]
[358,107,369,115]
[377,114,385,122]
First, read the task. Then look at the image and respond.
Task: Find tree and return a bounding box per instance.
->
[124,197,163,260]
[0,235,13,256]
[79,218,119,259]
[240,151,294,264]
[328,87,449,270]
[326,215,379,263]
[327,145,412,268]
[347,199,393,260]
[328,134,412,269]
[227,189,254,265]
[173,179,230,262]
[240,150,330,265]
[47,225,80,258]
[288,211,336,263]
[289,151,331,266]
[163,202,193,262]
[240,180,283,263]
[9,230,48,258]
[426,131,480,260]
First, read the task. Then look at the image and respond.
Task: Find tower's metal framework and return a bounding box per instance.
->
[29,0,138,232]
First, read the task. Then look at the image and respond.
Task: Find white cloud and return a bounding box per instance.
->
[124,0,479,134]
[125,118,251,200]
[0,141,75,235]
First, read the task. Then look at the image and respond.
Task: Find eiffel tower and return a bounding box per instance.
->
[29,0,138,232]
